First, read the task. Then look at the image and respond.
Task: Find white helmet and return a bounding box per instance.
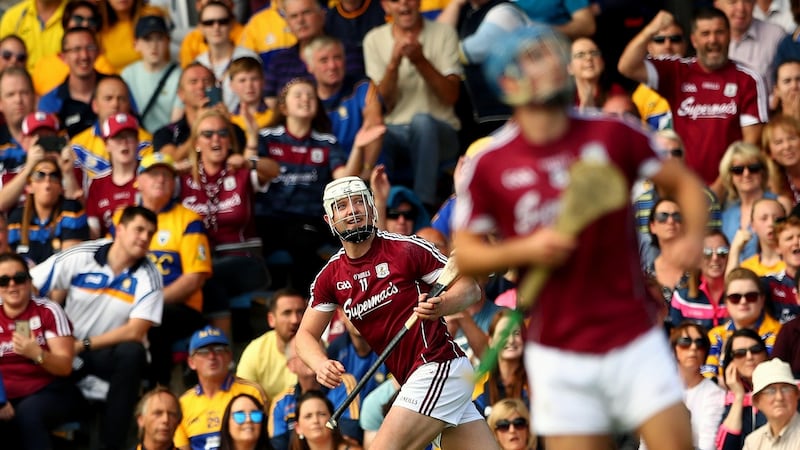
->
[322,177,377,243]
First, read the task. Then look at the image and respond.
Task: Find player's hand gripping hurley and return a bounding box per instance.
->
[517,159,629,309]
[326,256,461,429]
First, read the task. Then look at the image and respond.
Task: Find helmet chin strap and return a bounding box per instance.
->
[336,225,376,243]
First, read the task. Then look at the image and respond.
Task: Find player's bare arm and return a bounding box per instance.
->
[295,307,346,389]
[414,275,481,320]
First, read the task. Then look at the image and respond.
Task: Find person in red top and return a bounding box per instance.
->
[0,252,87,450]
[179,109,278,336]
[85,112,139,238]
[452,25,708,450]
[295,176,499,450]
[618,8,768,190]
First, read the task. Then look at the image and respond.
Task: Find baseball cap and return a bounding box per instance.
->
[135,15,169,39]
[21,112,60,136]
[102,113,139,139]
[752,358,798,396]
[138,152,176,175]
[189,326,230,353]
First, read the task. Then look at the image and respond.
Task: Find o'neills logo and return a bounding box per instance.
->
[677,97,737,119]
[343,282,399,320]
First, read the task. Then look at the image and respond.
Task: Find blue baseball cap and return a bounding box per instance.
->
[189,326,230,353]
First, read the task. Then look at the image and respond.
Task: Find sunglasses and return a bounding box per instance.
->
[200,17,231,27]
[675,336,708,349]
[31,170,62,182]
[386,210,415,220]
[726,291,760,304]
[572,50,602,60]
[231,410,264,425]
[0,50,27,63]
[731,344,766,359]
[495,418,528,432]
[192,345,230,357]
[70,14,100,28]
[652,34,683,44]
[654,211,682,223]
[703,246,729,258]
[659,148,684,158]
[730,163,763,175]
[199,129,230,139]
[0,272,30,287]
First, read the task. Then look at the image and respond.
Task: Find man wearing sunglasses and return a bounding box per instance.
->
[619,8,769,190]
[0,0,66,71]
[175,326,267,450]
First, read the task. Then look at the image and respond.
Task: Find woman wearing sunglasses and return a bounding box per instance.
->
[669,322,725,450]
[486,398,536,450]
[219,393,272,450]
[669,230,731,330]
[6,159,90,265]
[289,390,360,450]
[703,268,781,381]
[180,109,278,334]
[645,198,689,325]
[716,328,771,450]
[0,252,88,449]
[719,141,792,263]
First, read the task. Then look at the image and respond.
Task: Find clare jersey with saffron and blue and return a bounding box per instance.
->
[309,231,465,384]
[30,239,164,339]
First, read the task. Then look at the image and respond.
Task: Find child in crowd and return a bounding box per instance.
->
[228,56,273,134]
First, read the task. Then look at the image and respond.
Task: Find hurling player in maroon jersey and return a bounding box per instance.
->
[452,25,708,450]
[295,176,499,450]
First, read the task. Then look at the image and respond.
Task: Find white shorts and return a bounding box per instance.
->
[393,356,484,427]
[525,327,684,435]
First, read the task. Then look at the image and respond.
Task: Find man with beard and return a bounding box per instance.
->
[618,8,768,191]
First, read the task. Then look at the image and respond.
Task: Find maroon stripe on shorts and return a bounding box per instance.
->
[420,359,450,415]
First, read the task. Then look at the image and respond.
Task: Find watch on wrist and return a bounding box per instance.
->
[82,338,91,352]
[249,157,259,170]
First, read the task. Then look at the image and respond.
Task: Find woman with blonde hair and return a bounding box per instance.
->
[762,114,800,205]
[486,398,536,450]
[719,141,791,262]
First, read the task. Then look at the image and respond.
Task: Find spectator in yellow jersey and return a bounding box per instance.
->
[176,326,268,450]
[0,0,66,71]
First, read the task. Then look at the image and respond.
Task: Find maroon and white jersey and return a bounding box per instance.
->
[454,116,664,354]
[179,167,258,248]
[646,57,768,185]
[0,297,73,399]
[86,174,137,237]
[309,231,465,384]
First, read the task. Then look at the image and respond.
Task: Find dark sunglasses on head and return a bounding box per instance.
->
[495,417,528,432]
[703,246,729,258]
[731,344,766,359]
[200,17,231,27]
[654,211,682,223]
[726,291,760,304]
[386,210,415,220]
[199,129,230,139]
[652,34,683,44]
[0,272,31,287]
[659,148,684,158]
[31,170,62,182]
[675,336,708,349]
[231,410,264,425]
[730,163,763,175]
[0,50,26,63]
[70,14,100,28]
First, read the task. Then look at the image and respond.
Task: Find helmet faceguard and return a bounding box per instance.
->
[322,177,377,243]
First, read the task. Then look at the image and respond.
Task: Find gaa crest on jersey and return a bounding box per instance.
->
[375,263,390,278]
[223,176,236,191]
[157,231,170,245]
[723,83,737,97]
[29,316,42,330]
[198,245,208,261]
[311,148,324,163]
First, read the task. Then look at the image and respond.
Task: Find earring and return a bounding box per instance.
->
[196,147,201,153]
[299,434,305,440]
